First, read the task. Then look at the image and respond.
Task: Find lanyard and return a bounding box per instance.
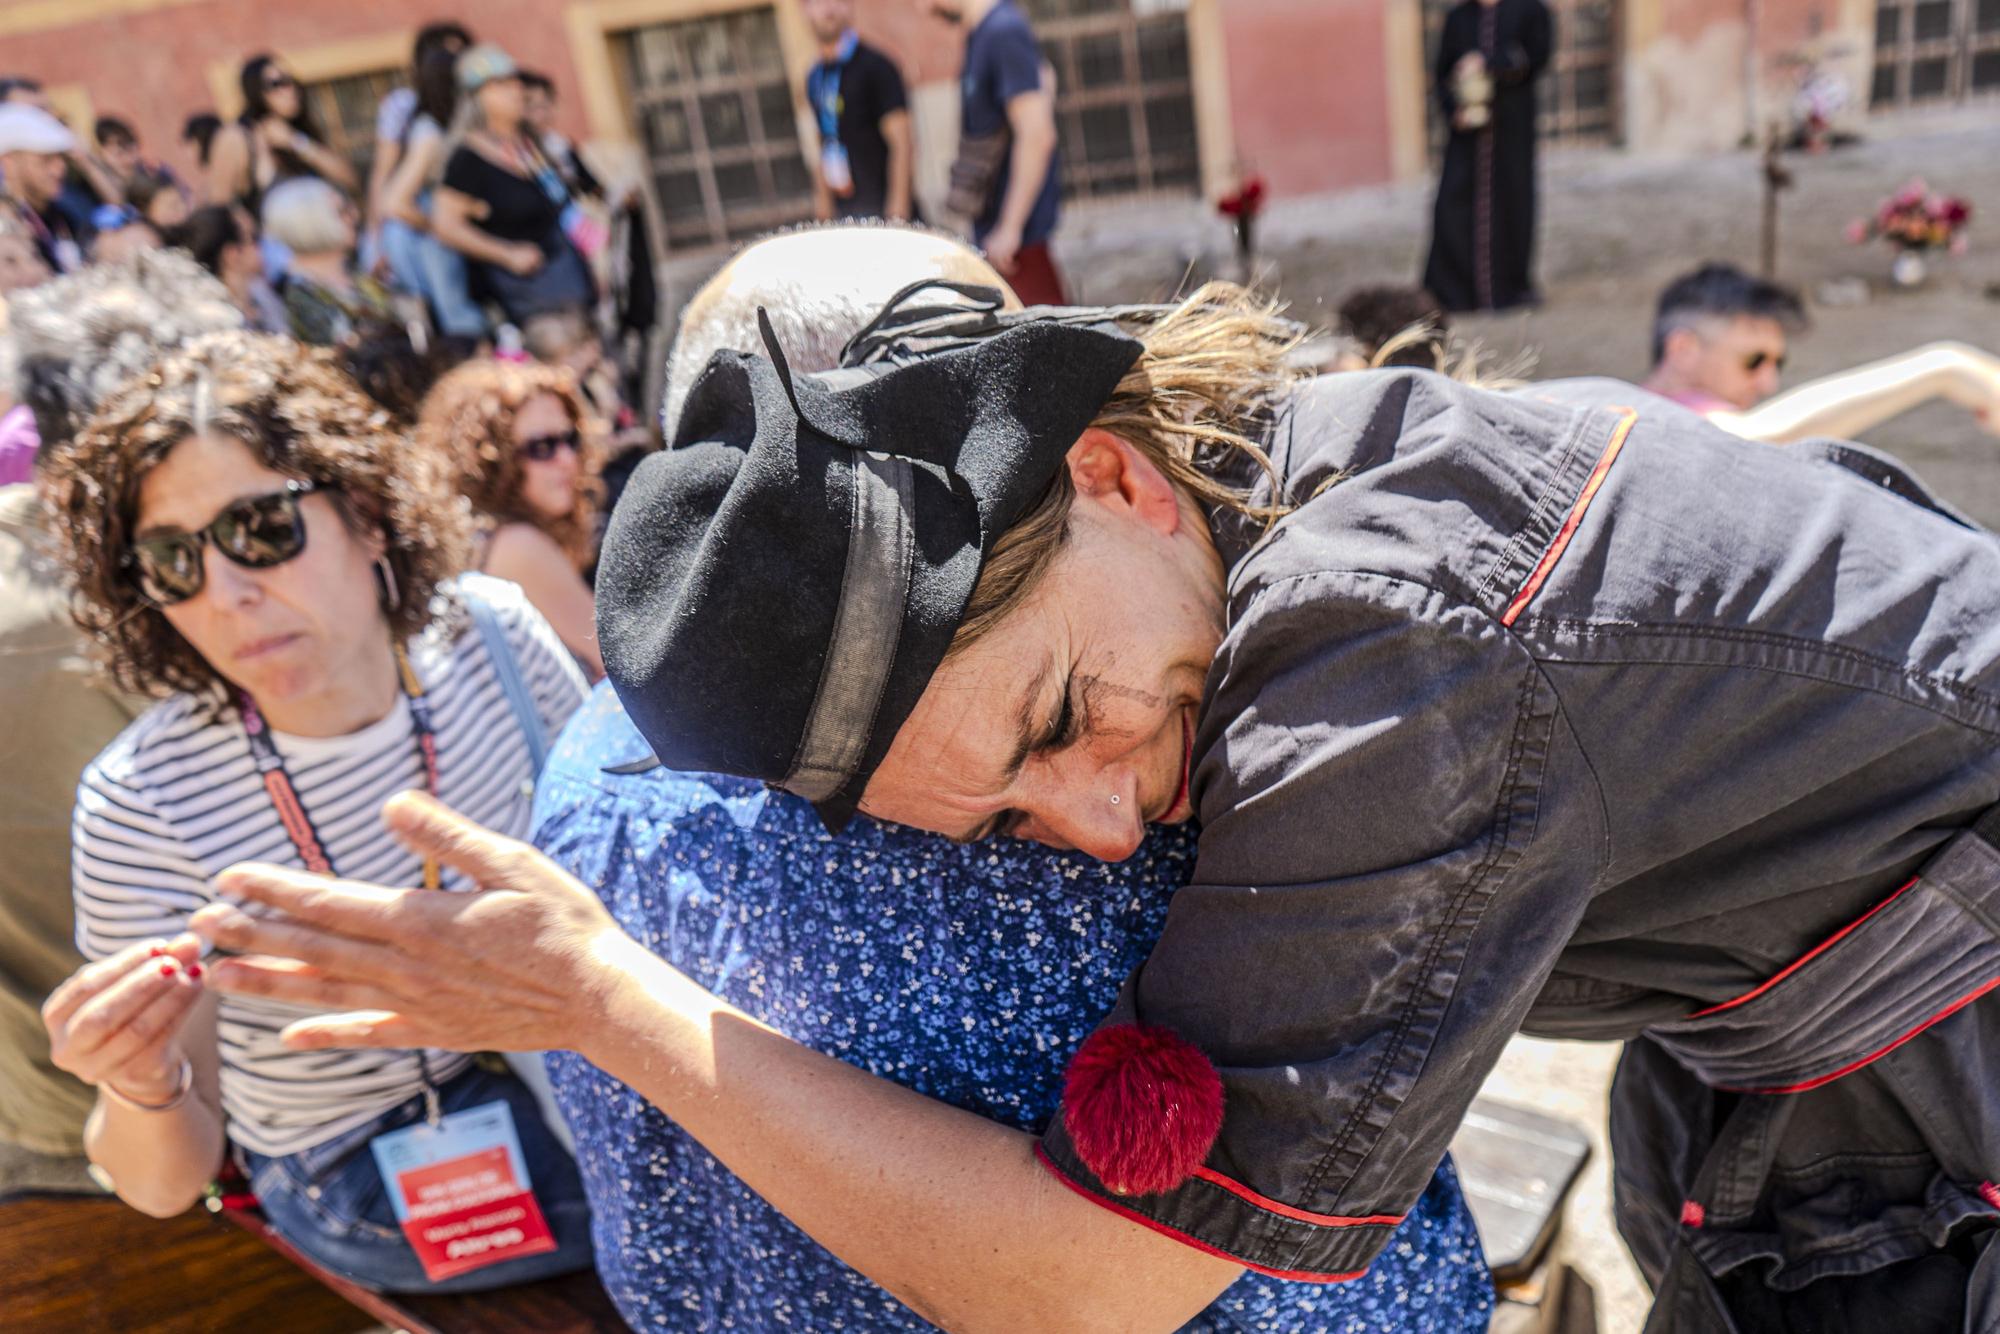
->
[808,30,860,138]
[239,641,446,1122]
[239,641,442,891]
[504,134,573,215]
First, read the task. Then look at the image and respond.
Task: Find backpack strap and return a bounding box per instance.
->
[466,593,549,775]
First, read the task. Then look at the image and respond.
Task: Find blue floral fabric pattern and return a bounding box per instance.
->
[535,683,1493,1332]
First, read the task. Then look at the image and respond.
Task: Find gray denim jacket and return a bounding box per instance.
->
[1037,371,2000,1323]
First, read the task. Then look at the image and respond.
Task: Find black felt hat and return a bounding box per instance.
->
[595,310,1144,829]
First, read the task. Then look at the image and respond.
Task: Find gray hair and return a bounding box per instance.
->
[662,220,1016,437]
[260,176,351,256]
[0,247,244,447]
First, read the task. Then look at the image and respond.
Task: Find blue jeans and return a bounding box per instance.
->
[381,215,487,338]
[239,1063,594,1294]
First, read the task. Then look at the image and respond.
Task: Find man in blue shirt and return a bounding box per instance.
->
[927,0,1066,304]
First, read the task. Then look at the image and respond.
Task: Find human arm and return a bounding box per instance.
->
[1710,341,2000,445]
[483,524,604,681]
[981,40,1059,273]
[811,156,836,222]
[364,137,401,234]
[53,946,227,1218]
[61,765,229,1218]
[72,152,127,209]
[203,124,249,204]
[261,118,358,193]
[193,792,1242,1332]
[1494,0,1555,84]
[872,54,915,222]
[432,181,542,274]
[1037,573,1603,1275]
[380,128,442,232]
[882,112,915,223]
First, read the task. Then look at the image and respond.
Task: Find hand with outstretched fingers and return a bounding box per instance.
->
[190,790,635,1055]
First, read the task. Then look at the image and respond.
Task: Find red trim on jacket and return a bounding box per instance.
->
[1188,1166,1406,1228]
[1501,407,1640,627]
[1687,876,1922,1019]
[1033,1145,1370,1283]
[1720,974,2000,1095]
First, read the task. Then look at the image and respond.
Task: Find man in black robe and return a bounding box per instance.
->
[1422,0,1553,311]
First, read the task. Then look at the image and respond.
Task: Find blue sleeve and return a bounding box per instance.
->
[987,23,1046,107]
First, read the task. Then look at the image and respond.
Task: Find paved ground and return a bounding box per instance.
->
[1062,107,2000,520]
[1062,110,2000,1334]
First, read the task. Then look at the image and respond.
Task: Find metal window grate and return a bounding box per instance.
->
[615,5,813,252]
[1022,0,1201,202]
[301,67,406,192]
[1423,0,1620,159]
[1870,0,2000,109]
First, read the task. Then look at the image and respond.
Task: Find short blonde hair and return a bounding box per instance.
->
[952,282,1306,656]
[260,176,351,255]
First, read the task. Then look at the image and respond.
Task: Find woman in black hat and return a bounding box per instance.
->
[196,281,2000,1331]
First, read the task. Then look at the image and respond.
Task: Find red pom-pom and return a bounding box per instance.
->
[1061,1023,1223,1196]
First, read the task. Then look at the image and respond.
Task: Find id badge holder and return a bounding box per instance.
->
[370,1099,558,1282]
[821,141,853,197]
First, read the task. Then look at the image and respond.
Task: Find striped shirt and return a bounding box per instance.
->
[72,576,588,1157]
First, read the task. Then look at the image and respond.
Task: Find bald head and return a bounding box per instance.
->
[663,222,1019,437]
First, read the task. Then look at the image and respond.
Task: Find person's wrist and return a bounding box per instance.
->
[105,1051,191,1109]
[575,928,668,1067]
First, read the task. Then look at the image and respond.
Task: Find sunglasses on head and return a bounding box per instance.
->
[518,429,580,462]
[1743,350,1786,373]
[128,479,319,607]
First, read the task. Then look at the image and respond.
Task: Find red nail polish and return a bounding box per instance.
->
[149,945,167,958]
[187,962,204,980]
[159,961,178,978]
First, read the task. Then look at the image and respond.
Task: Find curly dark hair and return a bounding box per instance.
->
[41,331,474,701]
[414,358,605,568]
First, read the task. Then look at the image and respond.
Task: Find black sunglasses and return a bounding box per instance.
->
[518,429,580,462]
[1743,350,1786,374]
[263,73,297,92]
[128,480,319,606]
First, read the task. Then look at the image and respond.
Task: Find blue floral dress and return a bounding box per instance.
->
[535,684,1493,1332]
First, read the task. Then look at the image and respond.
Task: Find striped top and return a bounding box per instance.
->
[71,576,588,1157]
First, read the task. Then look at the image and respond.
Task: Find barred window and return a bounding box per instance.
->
[1870,0,2000,108]
[1022,0,1202,201]
[616,5,814,251]
[300,67,406,191]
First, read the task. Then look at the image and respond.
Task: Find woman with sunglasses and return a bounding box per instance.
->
[416,358,605,679]
[36,331,593,1293]
[204,55,357,223]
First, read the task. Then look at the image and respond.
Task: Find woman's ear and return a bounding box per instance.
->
[1064,428,1182,536]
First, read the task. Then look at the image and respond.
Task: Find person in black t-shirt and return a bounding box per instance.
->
[803,0,914,222]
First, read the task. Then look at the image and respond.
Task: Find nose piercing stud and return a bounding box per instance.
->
[1109,794,1121,806]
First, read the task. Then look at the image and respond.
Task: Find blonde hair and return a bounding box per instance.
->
[952,282,1306,654]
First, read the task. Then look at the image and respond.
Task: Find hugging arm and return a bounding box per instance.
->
[192,793,1240,1333]
[1040,574,1601,1276]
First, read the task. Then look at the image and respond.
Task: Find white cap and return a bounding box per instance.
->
[0,103,77,156]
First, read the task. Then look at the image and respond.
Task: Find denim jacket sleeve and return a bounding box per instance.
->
[1039,567,1607,1281]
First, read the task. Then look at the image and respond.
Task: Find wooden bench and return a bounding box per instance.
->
[215,1199,625,1334]
[5,1098,1589,1334]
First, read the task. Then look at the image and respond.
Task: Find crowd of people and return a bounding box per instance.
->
[6,6,2000,1334]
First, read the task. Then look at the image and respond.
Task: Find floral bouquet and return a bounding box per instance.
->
[1846,180,1973,255]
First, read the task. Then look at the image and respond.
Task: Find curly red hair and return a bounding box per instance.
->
[414,359,606,568]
